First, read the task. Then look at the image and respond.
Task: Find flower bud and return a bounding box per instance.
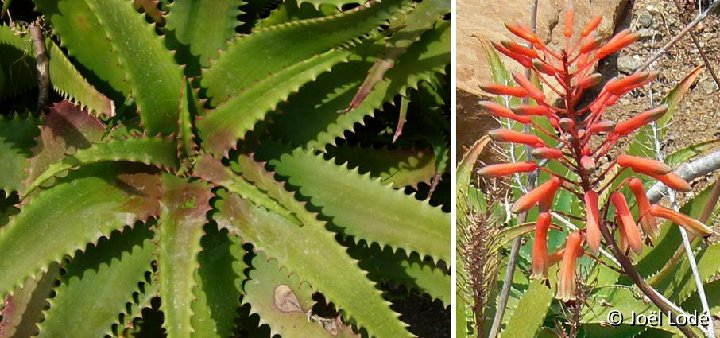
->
[614,105,668,135]
[587,120,616,135]
[505,23,540,43]
[617,154,672,175]
[512,176,561,213]
[611,191,643,254]
[564,9,575,38]
[581,16,603,37]
[477,161,538,177]
[512,105,554,117]
[650,204,713,237]
[557,232,583,301]
[584,190,601,252]
[479,101,532,124]
[488,129,545,147]
[628,178,658,239]
[596,30,638,59]
[493,42,533,68]
[479,83,529,97]
[501,41,539,59]
[577,73,603,89]
[532,147,564,159]
[512,71,545,102]
[647,172,691,192]
[532,212,552,278]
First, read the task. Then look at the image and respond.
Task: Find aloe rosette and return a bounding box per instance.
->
[0,0,450,336]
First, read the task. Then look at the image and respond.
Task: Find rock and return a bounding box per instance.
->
[617,55,643,74]
[702,79,718,94]
[638,11,653,28]
[637,28,658,41]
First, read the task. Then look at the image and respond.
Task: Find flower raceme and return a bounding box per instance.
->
[477,11,714,301]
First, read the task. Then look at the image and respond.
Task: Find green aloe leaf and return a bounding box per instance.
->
[266,146,449,263]
[328,145,437,188]
[501,279,554,337]
[38,224,155,337]
[202,0,409,105]
[25,136,178,196]
[197,49,352,155]
[214,191,412,337]
[665,139,720,167]
[0,25,35,99]
[0,264,59,338]
[191,224,246,337]
[0,164,162,299]
[157,175,212,337]
[345,0,448,110]
[24,101,105,191]
[265,20,449,149]
[164,0,243,68]
[244,252,359,337]
[194,154,295,222]
[346,242,450,307]
[0,114,38,192]
[35,0,183,135]
[46,39,114,117]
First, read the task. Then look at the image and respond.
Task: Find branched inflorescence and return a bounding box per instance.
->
[478,11,714,301]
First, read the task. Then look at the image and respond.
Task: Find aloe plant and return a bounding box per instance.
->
[0,0,450,336]
[459,11,720,338]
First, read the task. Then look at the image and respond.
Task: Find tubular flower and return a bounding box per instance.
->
[614,105,668,136]
[581,16,602,37]
[628,178,658,240]
[479,83,529,97]
[511,176,561,213]
[512,104,553,117]
[512,71,545,102]
[648,172,691,192]
[650,205,713,237]
[532,147,564,159]
[616,154,672,175]
[584,190,601,252]
[532,212,552,278]
[488,129,544,147]
[557,232,583,302]
[479,101,532,124]
[482,14,703,301]
[477,161,538,177]
[611,192,643,254]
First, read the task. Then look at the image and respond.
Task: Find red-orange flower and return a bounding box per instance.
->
[581,16,602,37]
[532,212,552,278]
[628,178,658,240]
[512,71,545,102]
[488,129,545,147]
[617,154,672,175]
[648,172,691,192]
[584,190,601,252]
[650,204,713,237]
[512,176,561,213]
[596,30,639,59]
[477,161,538,177]
[611,191,643,254]
[557,232,583,301]
[614,105,667,136]
[532,147,564,159]
[479,101,532,124]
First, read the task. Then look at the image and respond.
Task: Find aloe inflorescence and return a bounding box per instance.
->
[478,11,713,302]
